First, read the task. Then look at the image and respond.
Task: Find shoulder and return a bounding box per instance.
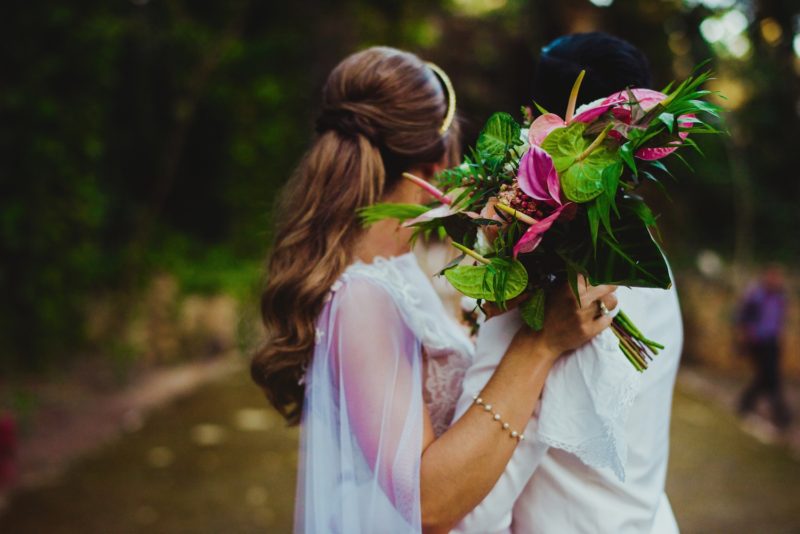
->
[328,271,408,332]
[333,255,419,314]
[333,270,397,306]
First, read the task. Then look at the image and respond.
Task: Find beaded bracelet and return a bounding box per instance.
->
[473,394,525,442]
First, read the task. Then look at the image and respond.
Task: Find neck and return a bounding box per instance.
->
[352,166,432,263]
[353,218,413,264]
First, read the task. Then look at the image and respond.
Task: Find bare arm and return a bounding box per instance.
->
[419,282,617,533]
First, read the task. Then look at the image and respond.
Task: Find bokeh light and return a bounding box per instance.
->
[700,9,752,59]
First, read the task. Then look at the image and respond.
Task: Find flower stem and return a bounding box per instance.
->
[451,242,491,265]
[575,123,614,162]
[612,320,648,371]
[402,172,451,205]
[617,310,664,350]
[565,69,586,123]
[494,202,538,225]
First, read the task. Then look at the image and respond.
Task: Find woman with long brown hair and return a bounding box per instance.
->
[251,46,617,533]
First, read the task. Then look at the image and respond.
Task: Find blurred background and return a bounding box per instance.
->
[1,0,799,532]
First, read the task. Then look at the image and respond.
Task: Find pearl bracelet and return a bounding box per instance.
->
[473,394,525,442]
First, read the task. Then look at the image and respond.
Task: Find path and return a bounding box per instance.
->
[0,369,798,533]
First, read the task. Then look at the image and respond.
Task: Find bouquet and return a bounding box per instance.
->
[361,68,723,371]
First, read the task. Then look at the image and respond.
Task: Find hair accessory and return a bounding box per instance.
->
[473,394,525,442]
[426,61,457,135]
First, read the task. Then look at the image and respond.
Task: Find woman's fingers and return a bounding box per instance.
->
[592,312,614,332]
[600,292,618,312]
[581,284,617,305]
[575,276,617,308]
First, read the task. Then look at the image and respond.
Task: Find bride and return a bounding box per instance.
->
[251,46,617,533]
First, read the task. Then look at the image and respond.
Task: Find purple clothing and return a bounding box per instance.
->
[737,285,787,342]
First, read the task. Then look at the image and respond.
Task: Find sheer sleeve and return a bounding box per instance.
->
[295,275,424,534]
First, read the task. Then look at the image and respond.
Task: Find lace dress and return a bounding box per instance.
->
[294,253,474,534]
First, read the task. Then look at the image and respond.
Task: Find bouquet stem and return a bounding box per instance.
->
[610,310,661,372]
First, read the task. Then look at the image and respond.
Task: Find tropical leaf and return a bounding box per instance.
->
[619,141,637,175]
[520,288,546,331]
[541,122,620,203]
[559,200,671,288]
[658,112,675,132]
[358,203,429,226]
[625,195,658,228]
[443,258,527,302]
[477,112,523,168]
[587,202,600,250]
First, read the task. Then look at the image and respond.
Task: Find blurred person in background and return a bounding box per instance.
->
[736,263,792,430]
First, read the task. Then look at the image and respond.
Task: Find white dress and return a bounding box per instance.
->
[294,253,474,533]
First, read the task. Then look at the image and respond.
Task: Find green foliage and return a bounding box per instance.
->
[0,0,317,370]
[541,123,620,203]
[476,112,523,170]
[443,257,527,302]
[520,288,546,331]
[358,203,429,226]
[559,200,671,289]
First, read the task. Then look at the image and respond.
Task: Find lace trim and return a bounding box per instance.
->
[424,356,468,437]
[537,367,639,481]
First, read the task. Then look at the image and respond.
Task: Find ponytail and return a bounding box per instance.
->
[251,46,458,424]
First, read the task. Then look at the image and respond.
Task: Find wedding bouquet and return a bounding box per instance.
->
[361,68,723,371]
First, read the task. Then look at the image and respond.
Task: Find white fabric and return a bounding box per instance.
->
[453,282,683,534]
[294,253,473,534]
[345,254,474,437]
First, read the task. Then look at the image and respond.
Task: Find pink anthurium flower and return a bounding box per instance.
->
[518,145,561,207]
[528,113,567,146]
[528,70,590,147]
[529,85,693,161]
[512,203,574,257]
[597,88,693,160]
[509,146,575,257]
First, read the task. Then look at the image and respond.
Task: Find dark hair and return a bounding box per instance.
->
[251,47,460,425]
[532,32,652,114]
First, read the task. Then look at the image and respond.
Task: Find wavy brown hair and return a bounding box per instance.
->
[251,47,460,424]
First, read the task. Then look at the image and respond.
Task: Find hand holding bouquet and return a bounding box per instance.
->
[362,68,723,371]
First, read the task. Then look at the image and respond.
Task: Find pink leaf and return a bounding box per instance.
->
[403,204,481,227]
[403,204,455,226]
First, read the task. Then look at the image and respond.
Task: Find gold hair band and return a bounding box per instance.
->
[426,61,457,135]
